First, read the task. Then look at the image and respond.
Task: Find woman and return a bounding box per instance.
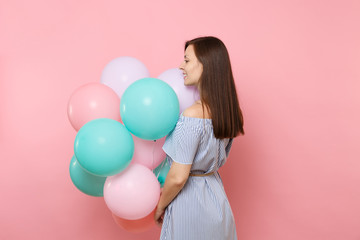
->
[155,36,245,240]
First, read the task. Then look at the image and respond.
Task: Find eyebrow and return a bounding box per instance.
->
[184,55,189,58]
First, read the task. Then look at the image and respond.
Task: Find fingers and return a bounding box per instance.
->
[154,212,164,227]
[155,215,163,227]
[156,218,163,227]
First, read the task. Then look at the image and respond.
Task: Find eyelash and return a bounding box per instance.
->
[184,60,189,63]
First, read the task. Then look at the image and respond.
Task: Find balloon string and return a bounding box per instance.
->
[153,139,166,178]
[152,140,156,171]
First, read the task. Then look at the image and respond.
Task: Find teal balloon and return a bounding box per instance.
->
[74,118,134,177]
[120,78,179,140]
[69,155,106,197]
[153,159,170,187]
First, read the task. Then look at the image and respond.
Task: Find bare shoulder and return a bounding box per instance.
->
[183,104,202,118]
[183,103,211,119]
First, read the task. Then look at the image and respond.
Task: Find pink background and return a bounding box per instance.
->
[1,0,359,239]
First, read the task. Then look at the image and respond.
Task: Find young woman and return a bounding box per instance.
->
[155,36,245,240]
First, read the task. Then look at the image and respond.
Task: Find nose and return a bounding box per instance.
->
[179,61,185,70]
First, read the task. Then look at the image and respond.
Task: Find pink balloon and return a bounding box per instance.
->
[112,209,156,233]
[67,83,121,131]
[132,136,166,170]
[158,68,200,113]
[101,57,150,98]
[104,164,160,220]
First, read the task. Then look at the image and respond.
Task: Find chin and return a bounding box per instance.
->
[184,81,195,87]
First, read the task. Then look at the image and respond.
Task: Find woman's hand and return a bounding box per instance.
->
[154,163,191,227]
[154,206,165,227]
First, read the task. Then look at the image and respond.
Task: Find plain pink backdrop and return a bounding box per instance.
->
[1,0,359,239]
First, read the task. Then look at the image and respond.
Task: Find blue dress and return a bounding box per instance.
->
[160,113,237,240]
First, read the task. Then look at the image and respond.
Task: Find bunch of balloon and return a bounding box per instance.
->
[67,57,198,233]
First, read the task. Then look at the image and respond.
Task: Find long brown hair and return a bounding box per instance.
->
[185,36,244,138]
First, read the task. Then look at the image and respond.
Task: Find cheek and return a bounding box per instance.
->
[185,65,193,76]
[195,65,203,79]
[185,64,192,72]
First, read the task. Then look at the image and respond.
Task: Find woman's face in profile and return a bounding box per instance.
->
[179,45,203,87]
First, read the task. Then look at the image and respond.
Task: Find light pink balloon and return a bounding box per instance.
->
[67,82,121,131]
[101,57,150,98]
[132,136,166,170]
[104,164,160,220]
[157,68,200,113]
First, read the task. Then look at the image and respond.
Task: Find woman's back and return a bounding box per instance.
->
[161,112,236,240]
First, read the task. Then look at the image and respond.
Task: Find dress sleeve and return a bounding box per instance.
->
[162,119,202,165]
[225,138,234,158]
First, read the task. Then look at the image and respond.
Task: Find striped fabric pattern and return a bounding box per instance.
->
[160,114,237,240]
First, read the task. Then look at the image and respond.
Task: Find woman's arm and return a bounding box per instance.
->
[155,161,191,226]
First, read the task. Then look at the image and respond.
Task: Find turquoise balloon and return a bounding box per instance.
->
[74,118,134,177]
[69,155,106,197]
[120,78,179,140]
[153,159,170,187]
